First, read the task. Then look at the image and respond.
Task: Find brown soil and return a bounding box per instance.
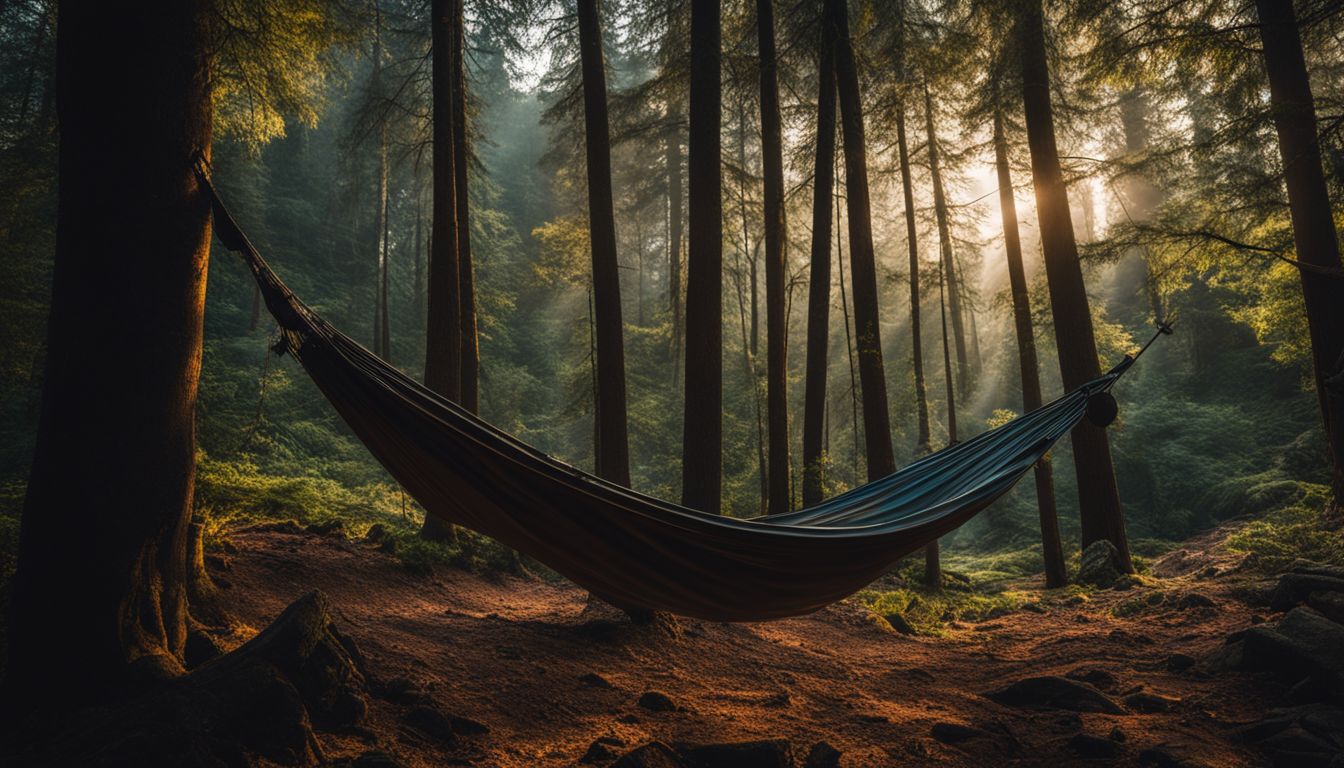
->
[213,530,1278,767]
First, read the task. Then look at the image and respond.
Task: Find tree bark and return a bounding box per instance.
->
[681,0,723,512]
[8,0,213,707]
[374,0,391,362]
[994,103,1066,588]
[756,0,789,514]
[896,101,931,455]
[827,0,896,482]
[802,24,837,507]
[577,0,632,487]
[1019,0,1132,570]
[421,0,464,542]
[1255,0,1344,507]
[923,86,970,398]
[666,111,684,379]
[454,0,479,413]
[929,249,958,590]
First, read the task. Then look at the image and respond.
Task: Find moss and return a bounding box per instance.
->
[855,580,1025,636]
[1225,501,1343,572]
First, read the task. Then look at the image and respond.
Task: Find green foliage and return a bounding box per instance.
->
[1225,497,1343,572]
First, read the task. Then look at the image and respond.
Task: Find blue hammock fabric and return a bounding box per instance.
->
[201,168,1134,621]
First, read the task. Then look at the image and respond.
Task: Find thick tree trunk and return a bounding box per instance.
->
[756,0,789,514]
[681,0,723,512]
[995,104,1066,588]
[896,102,931,455]
[577,0,631,487]
[454,0,479,413]
[8,0,212,706]
[802,25,837,507]
[1019,0,1132,570]
[1255,0,1344,508]
[827,0,896,482]
[923,86,970,398]
[421,0,464,542]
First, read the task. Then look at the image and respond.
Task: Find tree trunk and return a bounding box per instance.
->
[737,108,769,513]
[923,86,970,398]
[827,0,896,482]
[896,101,931,455]
[374,0,392,362]
[681,0,723,513]
[667,112,684,379]
[8,0,212,707]
[755,0,790,514]
[577,0,632,487]
[929,250,958,590]
[994,103,1066,588]
[1255,0,1344,508]
[802,24,837,507]
[1019,0,1132,570]
[454,0,479,413]
[421,0,464,542]
[1118,86,1166,322]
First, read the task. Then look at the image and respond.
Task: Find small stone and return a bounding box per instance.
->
[448,714,489,735]
[1021,601,1046,613]
[1066,668,1119,692]
[680,740,793,767]
[883,612,918,635]
[1177,593,1215,610]
[349,750,407,768]
[985,675,1125,714]
[1271,573,1344,611]
[1113,574,1143,591]
[637,691,677,712]
[582,740,620,764]
[1076,541,1122,588]
[1124,691,1181,713]
[804,741,841,768]
[611,741,685,768]
[1110,727,1127,742]
[931,722,990,744]
[1068,733,1122,759]
[376,677,426,705]
[1165,653,1197,672]
[1307,591,1344,624]
[581,672,615,689]
[400,706,457,744]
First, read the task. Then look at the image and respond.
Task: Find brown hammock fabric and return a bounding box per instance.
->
[199,167,1136,621]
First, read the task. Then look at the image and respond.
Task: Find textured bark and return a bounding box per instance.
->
[1019,0,1132,570]
[666,114,684,378]
[1255,0,1344,507]
[896,102,931,455]
[577,0,631,487]
[802,26,837,507]
[453,0,479,413]
[8,0,212,706]
[923,86,970,397]
[681,0,723,512]
[421,0,463,542]
[995,104,1066,588]
[827,0,896,481]
[756,0,789,514]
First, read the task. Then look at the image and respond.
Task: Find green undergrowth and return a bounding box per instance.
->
[1224,501,1343,572]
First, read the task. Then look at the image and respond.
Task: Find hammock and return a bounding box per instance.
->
[199,167,1143,621]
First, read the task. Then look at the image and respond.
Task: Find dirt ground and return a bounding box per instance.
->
[213,528,1280,767]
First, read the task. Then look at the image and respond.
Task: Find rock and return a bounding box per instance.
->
[448,714,489,735]
[343,751,407,768]
[581,672,615,689]
[1307,591,1344,624]
[883,612,918,635]
[1066,668,1119,692]
[1124,692,1181,713]
[306,519,345,536]
[931,722,990,744]
[1021,601,1046,613]
[364,523,390,542]
[1166,653,1197,672]
[1242,607,1344,690]
[375,676,427,705]
[401,705,457,744]
[1271,574,1344,611]
[679,740,794,767]
[582,739,621,764]
[1076,541,1122,588]
[1068,733,1122,759]
[1292,562,1344,580]
[1137,741,1202,767]
[1289,675,1336,704]
[1113,574,1143,591]
[612,742,686,768]
[1177,593,1215,610]
[985,676,1126,714]
[804,741,841,768]
[637,691,678,712]
[1110,727,1127,743]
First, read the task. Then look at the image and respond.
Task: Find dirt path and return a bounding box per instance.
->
[213,530,1276,766]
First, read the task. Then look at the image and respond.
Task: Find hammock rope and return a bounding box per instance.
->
[193,161,1158,621]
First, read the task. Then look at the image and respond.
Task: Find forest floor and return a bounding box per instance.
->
[210,525,1286,767]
